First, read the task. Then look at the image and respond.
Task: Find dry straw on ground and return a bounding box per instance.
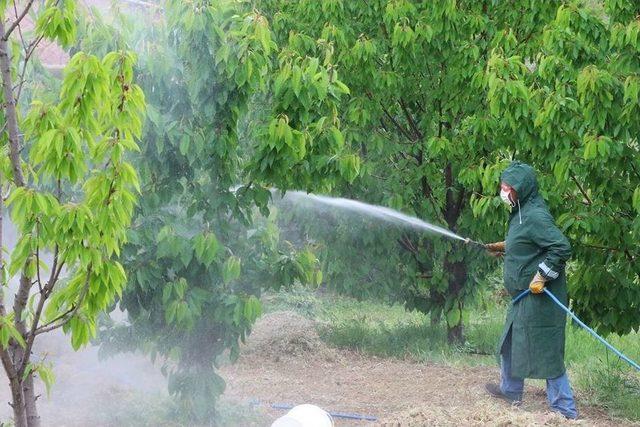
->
[222,311,634,427]
[241,310,341,362]
[380,403,582,426]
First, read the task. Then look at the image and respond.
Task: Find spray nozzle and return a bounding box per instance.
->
[463,238,486,249]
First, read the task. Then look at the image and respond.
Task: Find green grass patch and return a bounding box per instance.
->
[265,286,501,365]
[566,326,640,421]
[214,401,263,426]
[263,285,640,422]
[58,389,262,426]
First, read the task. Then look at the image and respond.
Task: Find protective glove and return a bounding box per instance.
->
[484,241,505,257]
[529,272,546,294]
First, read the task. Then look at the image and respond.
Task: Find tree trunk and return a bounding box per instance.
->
[0,20,26,187]
[444,250,468,345]
[1,17,38,427]
[441,161,469,345]
[23,373,40,427]
[430,310,440,326]
[9,376,27,427]
[447,322,464,344]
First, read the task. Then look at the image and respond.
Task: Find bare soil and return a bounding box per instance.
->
[220,311,636,427]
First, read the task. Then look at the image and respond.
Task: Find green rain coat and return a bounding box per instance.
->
[497,162,572,379]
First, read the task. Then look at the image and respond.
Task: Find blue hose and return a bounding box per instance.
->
[512,288,530,304]
[511,288,640,372]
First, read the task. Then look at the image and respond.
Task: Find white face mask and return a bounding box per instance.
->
[500,188,515,207]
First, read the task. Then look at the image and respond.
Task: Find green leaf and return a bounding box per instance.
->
[179,135,190,156]
[445,307,461,327]
[0,316,25,349]
[37,364,56,398]
[222,256,241,284]
[633,187,640,213]
[334,80,350,95]
[162,284,173,304]
[194,234,206,260]
[179,245,193,268]
[205,234,220,264]
[330,126,344,149]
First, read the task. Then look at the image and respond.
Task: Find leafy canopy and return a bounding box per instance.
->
[77,0,357,420]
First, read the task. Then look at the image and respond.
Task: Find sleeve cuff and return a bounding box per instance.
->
[538,262,559,280]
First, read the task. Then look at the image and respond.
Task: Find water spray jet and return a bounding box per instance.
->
[277,190,475,244]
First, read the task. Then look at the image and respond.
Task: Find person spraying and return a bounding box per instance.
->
[483,161,577,419]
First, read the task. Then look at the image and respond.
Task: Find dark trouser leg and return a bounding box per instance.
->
[500,327,524,400]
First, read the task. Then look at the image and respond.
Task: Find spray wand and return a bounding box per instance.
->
[463,238,488,250]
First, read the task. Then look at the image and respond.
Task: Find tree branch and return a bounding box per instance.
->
[569,171,592,206]
[15,34,45,104]
[455,187,467,217]
[580,243,621,252]
[33,267,92,338]
[398,98,423,141]
[443,163,458,228]
[0,347,17,381]
[33,307,74,336]
[395,150,420,165]
[19,243,66,372]
[0,19,26,187]
[629,162,640,183]
[373,98,414,141]
[2,0,36,42]
[0,136,15,382]
[378,117,389,133]
[398,235,429,272]
[11,1,28,51]
[21,260,65,372]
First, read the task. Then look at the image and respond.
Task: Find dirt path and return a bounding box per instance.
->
[220,311,635,426]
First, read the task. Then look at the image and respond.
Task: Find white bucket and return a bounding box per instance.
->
[271,404,334,427]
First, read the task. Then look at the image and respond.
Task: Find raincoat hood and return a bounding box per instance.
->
[500,161,539,205]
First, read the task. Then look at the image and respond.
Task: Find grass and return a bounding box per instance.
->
[566,327,640,420]
[264,285,640,422]
[214,401,264,426]
[264,285,504,366]
[50,390,263,427]
[47,390,179,427]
